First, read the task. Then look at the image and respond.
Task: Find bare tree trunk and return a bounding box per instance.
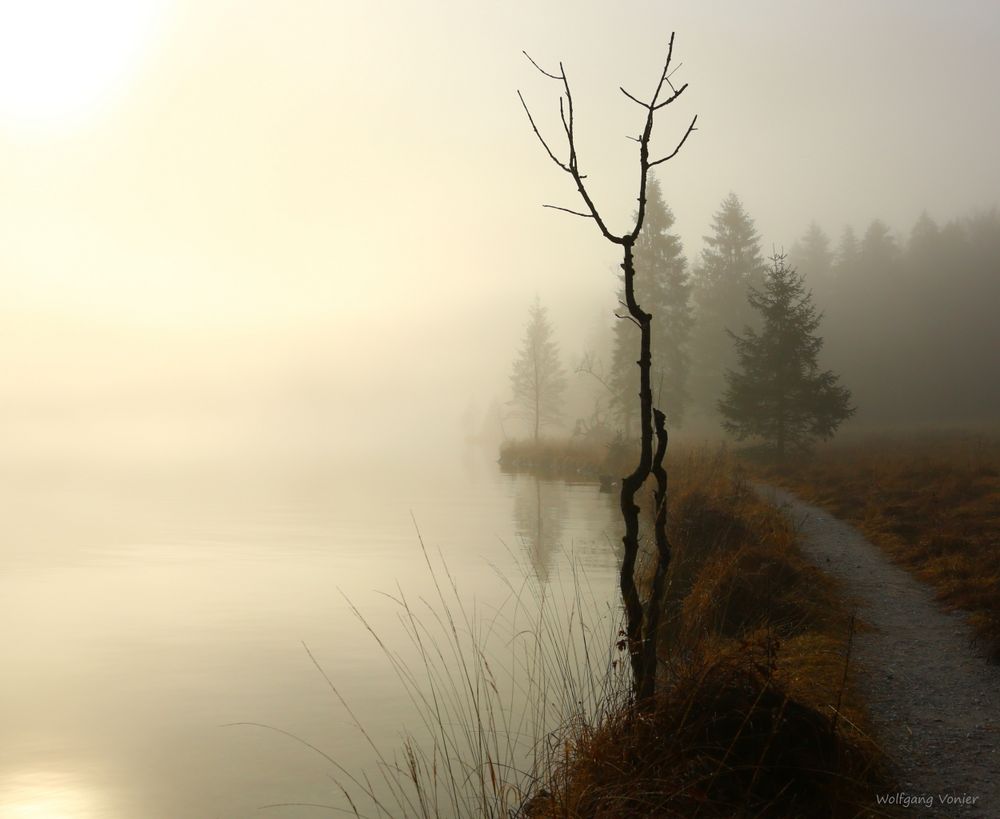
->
[519,36,696,701]
[618,243,673,703]
[777,373,785,459]
[534,395,540,444]
[618,240,652,688]
[641,409,671,701]
[534,354,541,444]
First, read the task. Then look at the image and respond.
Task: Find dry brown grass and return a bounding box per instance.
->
[498,437,635,480]
[520,444,889,818]
[755,431,1000,660]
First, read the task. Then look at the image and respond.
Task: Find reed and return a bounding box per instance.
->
[522,445,887,818]
[261,444,890,817]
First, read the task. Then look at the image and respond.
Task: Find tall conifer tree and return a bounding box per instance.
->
[609,178,693,432]
[834,225,860,275]
[689,192,765,417]
[791,222,833,283]
[719,254,853,457]
[509,299,566,443]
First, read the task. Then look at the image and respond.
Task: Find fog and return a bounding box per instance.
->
[2,0,997,461]
[5,4,1000,816]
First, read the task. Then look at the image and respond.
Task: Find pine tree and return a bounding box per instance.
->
[791,221,834,308]
[790,222,833,283]
[834,225,860,275]
[908,211,941,260]
[689,193,766,418]
[609,177,693,433]
[509,298,567,443]
[719,253,854,458]
[859,219,898,274]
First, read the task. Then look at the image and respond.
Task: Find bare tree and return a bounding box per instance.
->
[518,36,697,702]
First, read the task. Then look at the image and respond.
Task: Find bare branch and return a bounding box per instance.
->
[653,82,688,110]
[521,54,622,242]
[665,61,683,95]
[542,204,594,218]
[648,32,677,109]
[576,351,615,394]
[559,97,572,145]
[519,33,698,703]
[614,310,642,329]
[627,40,682,240]
[517,90,569,173]
[560,62,578,169]
[649,114,698,166]
[619,87,650,109]
[522,50,562,80]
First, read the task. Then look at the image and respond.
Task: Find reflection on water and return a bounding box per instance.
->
[0,769,110,819]
[513,476,565,582]
[1,446,622,817]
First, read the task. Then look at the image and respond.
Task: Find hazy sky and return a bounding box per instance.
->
[2,0,998,457]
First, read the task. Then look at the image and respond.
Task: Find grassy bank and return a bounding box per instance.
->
[507,440,888,818]
[755,432,1000,660]
[498,437,634,480]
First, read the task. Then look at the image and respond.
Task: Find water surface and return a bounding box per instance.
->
[1,445,621,817]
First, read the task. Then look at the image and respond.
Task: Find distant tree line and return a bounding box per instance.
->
[508,190,1000,441]
[790,210,1000,426]
[601,190,1000,432]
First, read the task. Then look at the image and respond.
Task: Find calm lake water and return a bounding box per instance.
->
[0,444,622,818]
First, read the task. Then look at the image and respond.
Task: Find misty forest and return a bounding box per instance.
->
[3,3,999,819]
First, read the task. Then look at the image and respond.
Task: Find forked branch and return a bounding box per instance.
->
[650,116,698,167]
[518,34,697,704]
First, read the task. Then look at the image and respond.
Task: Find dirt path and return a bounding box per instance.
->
[759,486,999,818]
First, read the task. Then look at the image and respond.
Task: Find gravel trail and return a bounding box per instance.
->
[759,485,999,818]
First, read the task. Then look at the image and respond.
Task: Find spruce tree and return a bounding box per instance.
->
[834,225,860,275]
[791,221,834,307]
[719,253,854,458]
[908,211,941,260]
[859,219,898,275]
[509,298,566,443]
[790,222,833,283]
[689,192,766,417]
[609,177,693,433]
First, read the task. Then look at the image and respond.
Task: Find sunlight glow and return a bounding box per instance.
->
[0,0,166,128]
[0,769,107,819]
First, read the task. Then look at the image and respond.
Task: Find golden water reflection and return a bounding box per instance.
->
[1,451,622,817]
[0,769,111,819]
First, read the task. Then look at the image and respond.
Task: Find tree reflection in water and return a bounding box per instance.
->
[512,475,566,583]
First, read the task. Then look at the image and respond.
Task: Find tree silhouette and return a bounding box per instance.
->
[690,193,765,417]
[791,222,833,283]
[519,36,697,701]
[860,219,898,272]
[779,211,1000,425]
[790,221,835,309]
[834,225,860,277]
[513,475,565,584]
[610,177,693,433]
[719,253,854,458]
[509,298,566,443]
